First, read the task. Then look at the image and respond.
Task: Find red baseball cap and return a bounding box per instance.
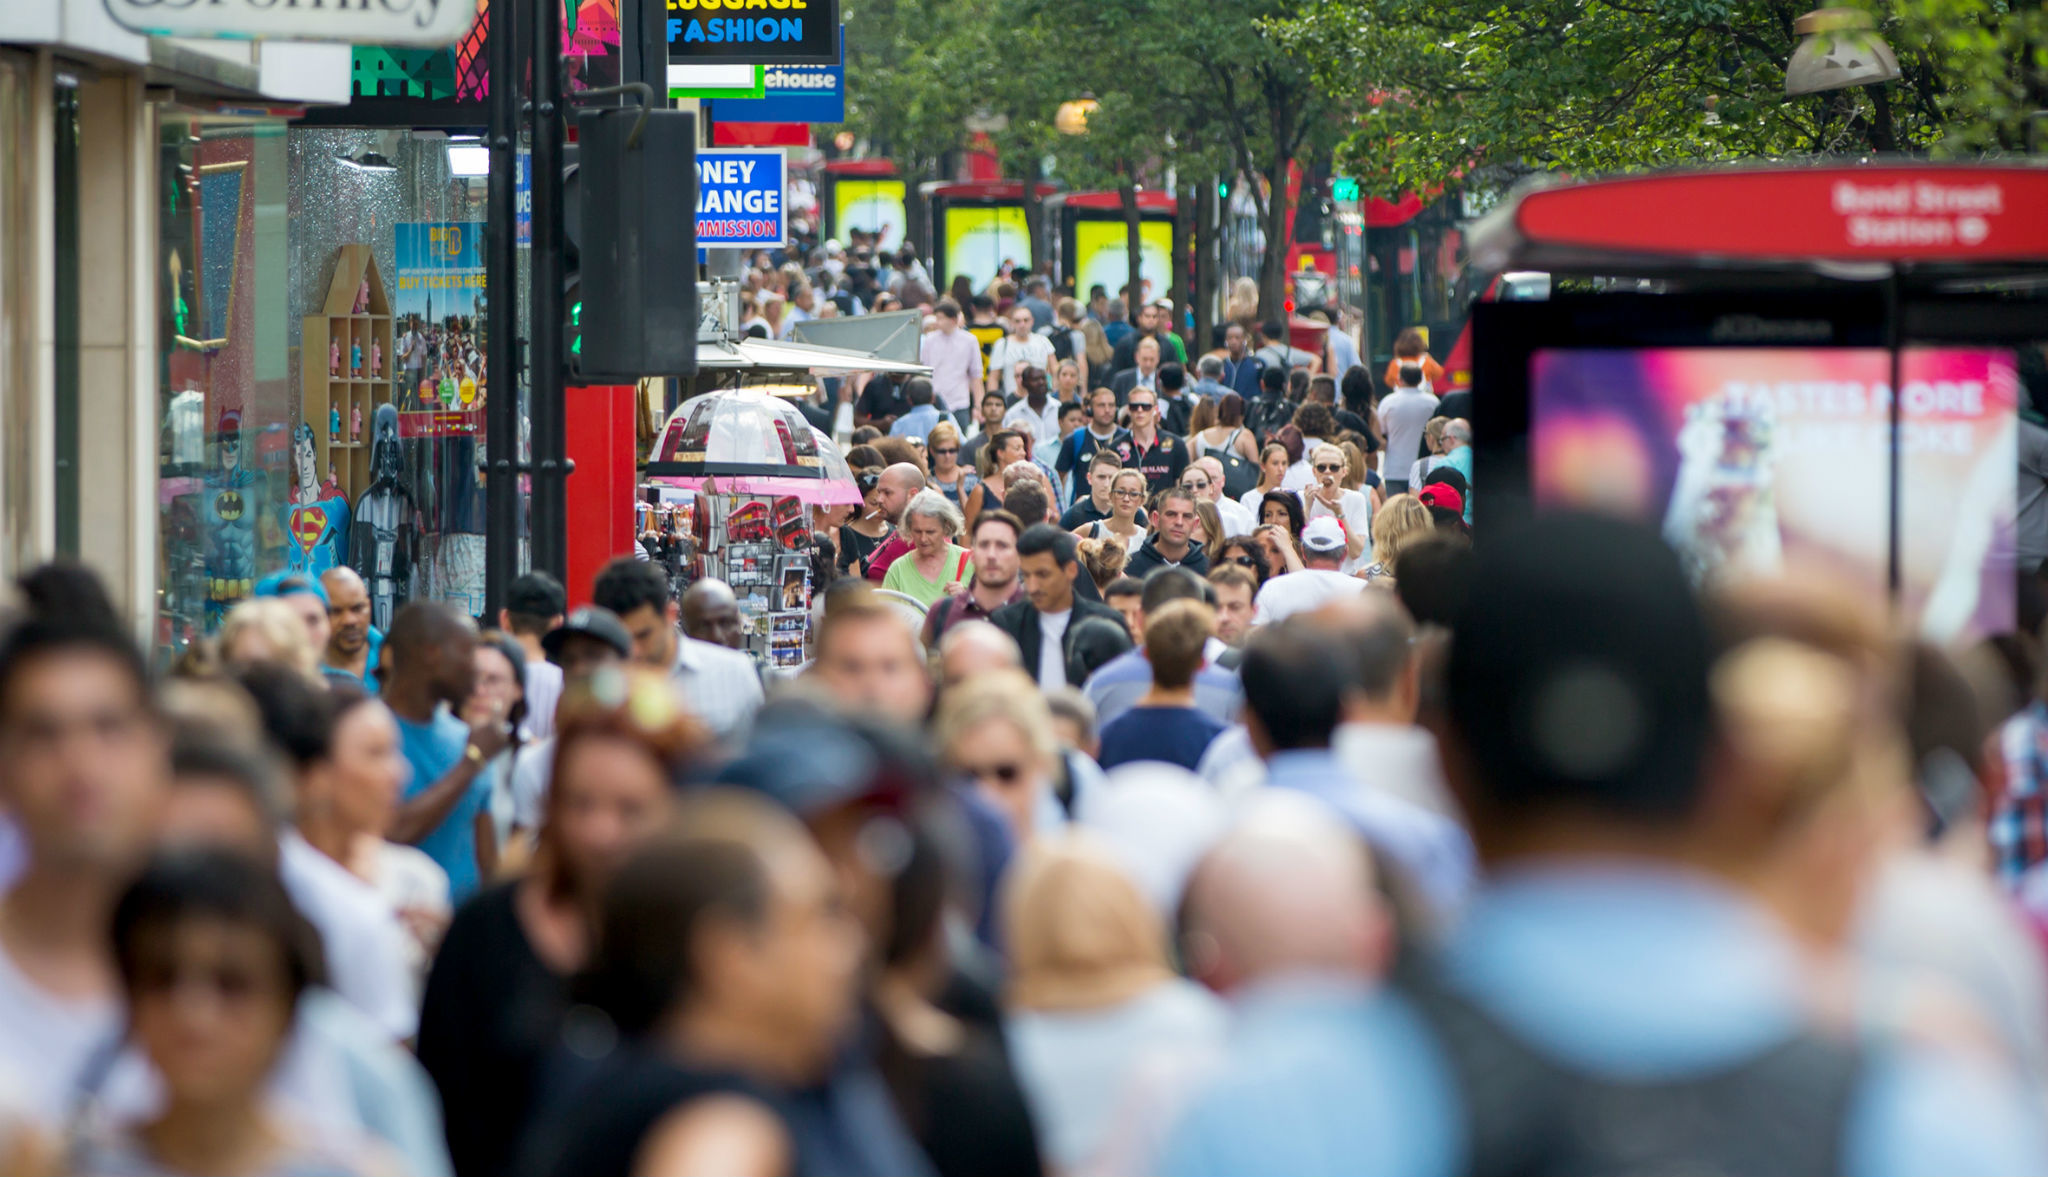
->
[1418,482,1465,514]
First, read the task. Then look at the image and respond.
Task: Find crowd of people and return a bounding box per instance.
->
[5,463,2048,1175]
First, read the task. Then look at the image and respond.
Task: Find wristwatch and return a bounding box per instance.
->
[465,743,485,765]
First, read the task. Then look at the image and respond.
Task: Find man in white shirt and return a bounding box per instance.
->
[1001,365,1063,448]
[497,571,566,739]
[1185,457,1254,537]
[988,305,1056,398]
[594,559,764,748]
[1252,518,1366,626]
[1377,367,1441,494]
[920,297,984,426]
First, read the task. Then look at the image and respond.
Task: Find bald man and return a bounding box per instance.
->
[1159,795,1452,1177]
[381,600,504,901]
[864,462,930,584]
[320,566,382,690]
[937,619,1022,687]
[681,577,746,650]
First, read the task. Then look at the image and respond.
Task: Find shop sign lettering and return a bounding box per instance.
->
[105,0,477,46]
[696,150,786,248]
[666,0,839,65]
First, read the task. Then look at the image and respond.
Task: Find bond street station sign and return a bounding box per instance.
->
[666,0,839,66]
[105,0,478,45]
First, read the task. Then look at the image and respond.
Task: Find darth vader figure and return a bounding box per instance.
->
[350,404,419,631]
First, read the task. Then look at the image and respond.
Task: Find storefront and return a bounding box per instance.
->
[2,1,351,650]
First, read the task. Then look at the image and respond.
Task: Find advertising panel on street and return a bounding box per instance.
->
[1072,219,1172,305]
[942,205,1031,293]
[667,0,840,66]
[1530,346,2018,641]
[696,150,788,249]
[393,222,488,437]
[834,179,906,252]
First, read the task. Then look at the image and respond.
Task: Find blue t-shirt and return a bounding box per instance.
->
[1096,705,1227,773]
[395,707,488,902]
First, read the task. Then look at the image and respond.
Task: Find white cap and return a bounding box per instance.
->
[1302,516,1346,553]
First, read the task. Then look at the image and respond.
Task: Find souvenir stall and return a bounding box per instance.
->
[643,389,863,669]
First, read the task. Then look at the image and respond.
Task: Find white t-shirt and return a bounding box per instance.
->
[989,334,1056,396]
[1213,495,1255,538]
[1002,397,1063,448]
[0,937,119,1129]
[1378,390,1441,481]
[511,734,555,832]
[278,834,418,1041]
[522,658,563,741]
[1038,609,1073,691]
[1251,568,1367,626]
[1299,486,1373,574]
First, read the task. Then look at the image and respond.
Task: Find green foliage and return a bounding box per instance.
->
[1268,0,2047,198]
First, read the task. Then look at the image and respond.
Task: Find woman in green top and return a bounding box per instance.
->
[882,488,974,607]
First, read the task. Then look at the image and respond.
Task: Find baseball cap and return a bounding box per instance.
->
[542,605,633,662]
[1417,483,1465,514]
[1301,517,1347,553]
[253,571,328,605]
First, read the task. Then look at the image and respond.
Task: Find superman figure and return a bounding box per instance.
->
[283,423,350,579]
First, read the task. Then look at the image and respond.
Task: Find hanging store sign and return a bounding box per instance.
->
[104,0,478,45]
[696,150,787,248]
[666,0,840,66]
[709,27,844,122]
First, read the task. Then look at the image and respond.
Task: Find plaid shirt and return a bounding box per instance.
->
[1992,701,2048,888]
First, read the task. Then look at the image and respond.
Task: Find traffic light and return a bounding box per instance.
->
[561,141,583,364]
[571,107,698,382]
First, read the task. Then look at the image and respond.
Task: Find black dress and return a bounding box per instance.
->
[417,883,570,1177]
[838,524,889,576]
[878,1023,1043,1177]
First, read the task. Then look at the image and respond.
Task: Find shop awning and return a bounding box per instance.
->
[1468,163,2048,282]
[788,310,925,364]
[695,336,933,376]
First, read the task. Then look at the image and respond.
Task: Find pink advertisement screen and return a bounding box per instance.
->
[1531,348,2018,642]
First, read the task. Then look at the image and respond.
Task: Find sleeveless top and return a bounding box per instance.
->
[524,1049,779,1177]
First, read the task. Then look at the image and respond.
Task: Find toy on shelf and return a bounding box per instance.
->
[351,404,363,440]
[370,340,382,377]
[330,405,341,445]
[351,340,363,376]
[329,338,340,375]
[354,278,370,314]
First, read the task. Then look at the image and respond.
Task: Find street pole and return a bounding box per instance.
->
[483,0,520,618]
[530,0,568,583]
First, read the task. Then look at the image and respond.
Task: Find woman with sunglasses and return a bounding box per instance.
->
[925,420,978,506]
[1072,469,1150,556]
[1239,442,1294,519]
[1299,443,1373,573]
[839,467,893,578]
[1210,536,1273,585]
[73,850,389,1176]
[935,669,1062,843]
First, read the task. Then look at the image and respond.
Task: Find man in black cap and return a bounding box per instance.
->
[507,606,632,835]
[1399,512,2047,1175]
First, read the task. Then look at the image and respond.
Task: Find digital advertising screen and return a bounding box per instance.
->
[942,205,1031,294]
[834,179,906,253]
[1530,347,2018,641]
[1072,219,1172,305]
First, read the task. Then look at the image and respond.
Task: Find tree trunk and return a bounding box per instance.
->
[1258,165,1290,326]
[903,164,929,260]
[1120,179,1144,323]
[1171,181,1194,353]
[1194,174,1217,359]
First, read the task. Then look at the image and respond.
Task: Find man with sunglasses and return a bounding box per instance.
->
[1124,390,1189,494]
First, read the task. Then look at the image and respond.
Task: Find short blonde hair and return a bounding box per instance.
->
[219,598,318,678]
[1371,494,1435,570]
[933,669,1059,771]
[1004,831,1172,1012]
[927,418,961,450]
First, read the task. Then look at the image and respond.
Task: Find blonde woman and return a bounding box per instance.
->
[926,418,978,505]
[1080,316,1114,372]
[219,597,320,678]
[1003,832,1227,1174]
[1224,276,1260,331]
[881,489,974,607]
[1074,468,1149,555]
[935,669,1062,841]
[1300,443,1373,572]
[1359,492,1434,585]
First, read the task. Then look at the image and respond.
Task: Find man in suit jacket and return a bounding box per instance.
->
[992,524,1129,690]
[1109,336,1164,406]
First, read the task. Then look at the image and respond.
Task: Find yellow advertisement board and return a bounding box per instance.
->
[943,205,1031,293]
[1073,219,1173,305]
[833,179,906,253]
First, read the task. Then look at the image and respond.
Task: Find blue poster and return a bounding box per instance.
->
[710,29,844,123]
[393,222,487,414]
[696,151,787,248]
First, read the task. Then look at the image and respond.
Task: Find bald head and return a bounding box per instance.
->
[319,566,372,658]
[681,577,744,649]
[384,600,479,707]
[938,620,1022,686]
[877,462,926,524]
[1180,794,1389,995]
[320,566,365,598]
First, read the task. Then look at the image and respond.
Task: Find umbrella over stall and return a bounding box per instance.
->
[642,391,862,504]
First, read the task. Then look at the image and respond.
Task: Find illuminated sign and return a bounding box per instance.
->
[667,0,839,66]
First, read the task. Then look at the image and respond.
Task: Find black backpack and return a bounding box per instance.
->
[1215,428,1258,498]
[1397,958,1860,1177]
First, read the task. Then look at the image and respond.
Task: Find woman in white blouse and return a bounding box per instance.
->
[1074,468,1151,555]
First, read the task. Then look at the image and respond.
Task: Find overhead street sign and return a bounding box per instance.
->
[666,0,840,66]
[104,0,478,44]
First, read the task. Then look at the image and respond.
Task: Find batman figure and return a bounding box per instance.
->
[350,404,419,632]
[203,408,261,627]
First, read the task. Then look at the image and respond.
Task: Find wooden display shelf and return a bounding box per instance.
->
[300,243,395,504]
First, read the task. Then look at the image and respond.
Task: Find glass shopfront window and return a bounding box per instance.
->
[155,114,290,659]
